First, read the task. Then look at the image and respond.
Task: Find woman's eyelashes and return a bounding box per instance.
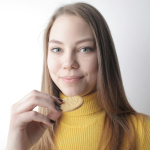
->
[80,47,93,52]
[50,47,94,53]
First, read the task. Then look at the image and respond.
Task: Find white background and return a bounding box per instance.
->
[0,0,150,149]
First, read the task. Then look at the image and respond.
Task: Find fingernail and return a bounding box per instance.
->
[58,98,63,102]
[56,105,62,111]
[54,101,60,107]
[50,119,55,124]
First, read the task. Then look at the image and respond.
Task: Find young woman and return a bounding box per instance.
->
[5,2,150,150]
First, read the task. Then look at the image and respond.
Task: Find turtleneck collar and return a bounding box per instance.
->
[59,90,102,116]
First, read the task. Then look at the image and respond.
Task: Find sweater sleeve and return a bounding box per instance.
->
[139,114,150,150]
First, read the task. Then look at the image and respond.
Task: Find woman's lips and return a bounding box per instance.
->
[61,77,83,83]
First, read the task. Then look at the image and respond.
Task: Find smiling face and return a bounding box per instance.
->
[47,15,98,97]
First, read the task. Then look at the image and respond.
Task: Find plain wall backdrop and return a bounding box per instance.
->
[0,0,150,149]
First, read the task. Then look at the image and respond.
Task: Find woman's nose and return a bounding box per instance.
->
[62,53,79,70]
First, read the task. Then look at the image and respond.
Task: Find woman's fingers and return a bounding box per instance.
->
[11,111,56,128]
[12,97,61,115]
[11,90,63,115]
[47,110,62,122]
[6,90,63,150]
[51,95,64,105]
[14,90,63,106]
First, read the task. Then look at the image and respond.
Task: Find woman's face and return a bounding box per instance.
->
[47,15,98,97]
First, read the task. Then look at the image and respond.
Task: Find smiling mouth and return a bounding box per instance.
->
[61,77,83,83]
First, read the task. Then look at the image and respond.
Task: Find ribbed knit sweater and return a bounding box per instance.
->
[51,91,150,150]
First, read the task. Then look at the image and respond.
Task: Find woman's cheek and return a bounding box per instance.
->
[48,58,60,74]
[82,56,98,73]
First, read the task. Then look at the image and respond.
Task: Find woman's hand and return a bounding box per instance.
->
[5,89,63,150]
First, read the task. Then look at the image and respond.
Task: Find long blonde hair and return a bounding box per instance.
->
[30,2,146,150]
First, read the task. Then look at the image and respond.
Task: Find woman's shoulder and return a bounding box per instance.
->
[126,112,150,136]
[135,113,150,132]
[128,112,150,149]
[127,112,150,126]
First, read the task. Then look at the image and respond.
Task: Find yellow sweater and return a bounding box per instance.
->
[52,91,150,150]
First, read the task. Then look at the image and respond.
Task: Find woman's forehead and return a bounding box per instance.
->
[49,15,94,41]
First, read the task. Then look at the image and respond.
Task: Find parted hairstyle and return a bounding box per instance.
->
[30,2,146,150]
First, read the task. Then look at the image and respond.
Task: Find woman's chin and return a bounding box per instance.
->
[60,90,84,97]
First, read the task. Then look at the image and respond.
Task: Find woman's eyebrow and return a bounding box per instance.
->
[49,38,95,45]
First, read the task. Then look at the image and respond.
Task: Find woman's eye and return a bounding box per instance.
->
[51,48,61,53]
[80,47,93,52]
[50,47,93,53]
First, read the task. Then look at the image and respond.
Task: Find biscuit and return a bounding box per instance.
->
[60,96,84,112]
